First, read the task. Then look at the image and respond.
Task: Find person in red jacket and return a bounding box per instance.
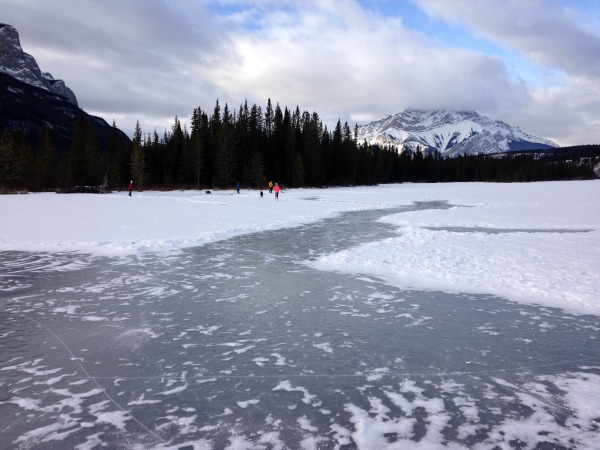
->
[273,182,280,201]
[128,180,133,196]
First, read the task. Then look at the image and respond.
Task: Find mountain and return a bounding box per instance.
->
[0,23,77,105]
[0,72,122,151]
[356,109,558,156]
[0,23,129,151]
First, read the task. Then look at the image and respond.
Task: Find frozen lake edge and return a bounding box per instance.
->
[1,190,600,449]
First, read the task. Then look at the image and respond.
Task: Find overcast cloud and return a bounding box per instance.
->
[2,0,599,145]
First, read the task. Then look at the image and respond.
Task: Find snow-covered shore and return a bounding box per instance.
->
[2,181,599,315]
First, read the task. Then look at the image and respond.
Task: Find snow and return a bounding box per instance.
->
[308,181,600,316]
[357,109,558,153]
[2,182,600,449]
[1,181,599,317]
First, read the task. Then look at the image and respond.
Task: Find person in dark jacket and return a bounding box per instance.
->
[128,180,133,196]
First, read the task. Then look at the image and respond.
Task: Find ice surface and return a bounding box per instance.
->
[4,182,597,313]
[1,182,599,448]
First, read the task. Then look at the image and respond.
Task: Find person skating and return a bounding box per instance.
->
[128,180,133,196]
[273,183,280,201]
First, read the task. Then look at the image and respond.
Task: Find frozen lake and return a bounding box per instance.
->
[1,200,599,449]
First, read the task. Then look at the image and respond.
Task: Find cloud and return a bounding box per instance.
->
[509,77,600,145]
[211,1,532,125]
[413,0,600,144]
[4,0,230,132]
[414,0,600,80]
[2,0,598,144]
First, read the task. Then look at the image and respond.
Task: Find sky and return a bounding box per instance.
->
[2,0,600,146]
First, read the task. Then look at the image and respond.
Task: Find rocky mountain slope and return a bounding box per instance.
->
[356,109,558,156]
[0,23,77,105]
[0,23,128,151]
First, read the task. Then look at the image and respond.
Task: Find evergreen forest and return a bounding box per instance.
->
[1,98,598,193]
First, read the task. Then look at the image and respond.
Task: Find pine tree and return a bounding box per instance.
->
[68,115,99,186]
[211,99,221,134]
[0,129,19,190]
[213,123,237,188]
[107,120,129,190]
[342,121,357,184]
[328,120,344,183]
[264,98,274,138]
[178,123,195,185]
[167,116,185,184]
[292,153,306,187]
[129,121,148,189]
[190,107,206,188]
[145,128,161,186]
[34,126,57,190]
[248,149,266,188]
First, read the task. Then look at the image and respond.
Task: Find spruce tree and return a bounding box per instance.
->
[34,126,56,190]
[292,153,306,187]
[68,115,99,186]
[248,148,266,188]
[190,107,206,188]
[0,129,18,190]
[129,121,148,189]
[264,99,274,137]
[107,120,129,190]
[213,123,237,188]
[302,114,325,186]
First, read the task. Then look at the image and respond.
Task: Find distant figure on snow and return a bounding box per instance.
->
[268,181,273,194]
[236,182,241,194]
[260,191,264,198]
[128,180,133,197]
[273,183,280,201]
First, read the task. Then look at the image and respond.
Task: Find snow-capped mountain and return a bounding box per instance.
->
[1,24,129,152]
[0,23,78,106]
[356,109,558,156]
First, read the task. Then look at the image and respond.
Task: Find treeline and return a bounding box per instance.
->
[0,115,130,192]
[1,98,598,192]
[397,148,599,183]
[132,99,378,189]
[124,99,600,189]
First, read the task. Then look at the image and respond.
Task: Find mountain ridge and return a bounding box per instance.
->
[0,23,129,153]
[356,109,558,156]
[0,23,78,105]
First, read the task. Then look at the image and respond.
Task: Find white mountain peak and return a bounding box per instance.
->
[356,109,558,156]
[0,23,78,106]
